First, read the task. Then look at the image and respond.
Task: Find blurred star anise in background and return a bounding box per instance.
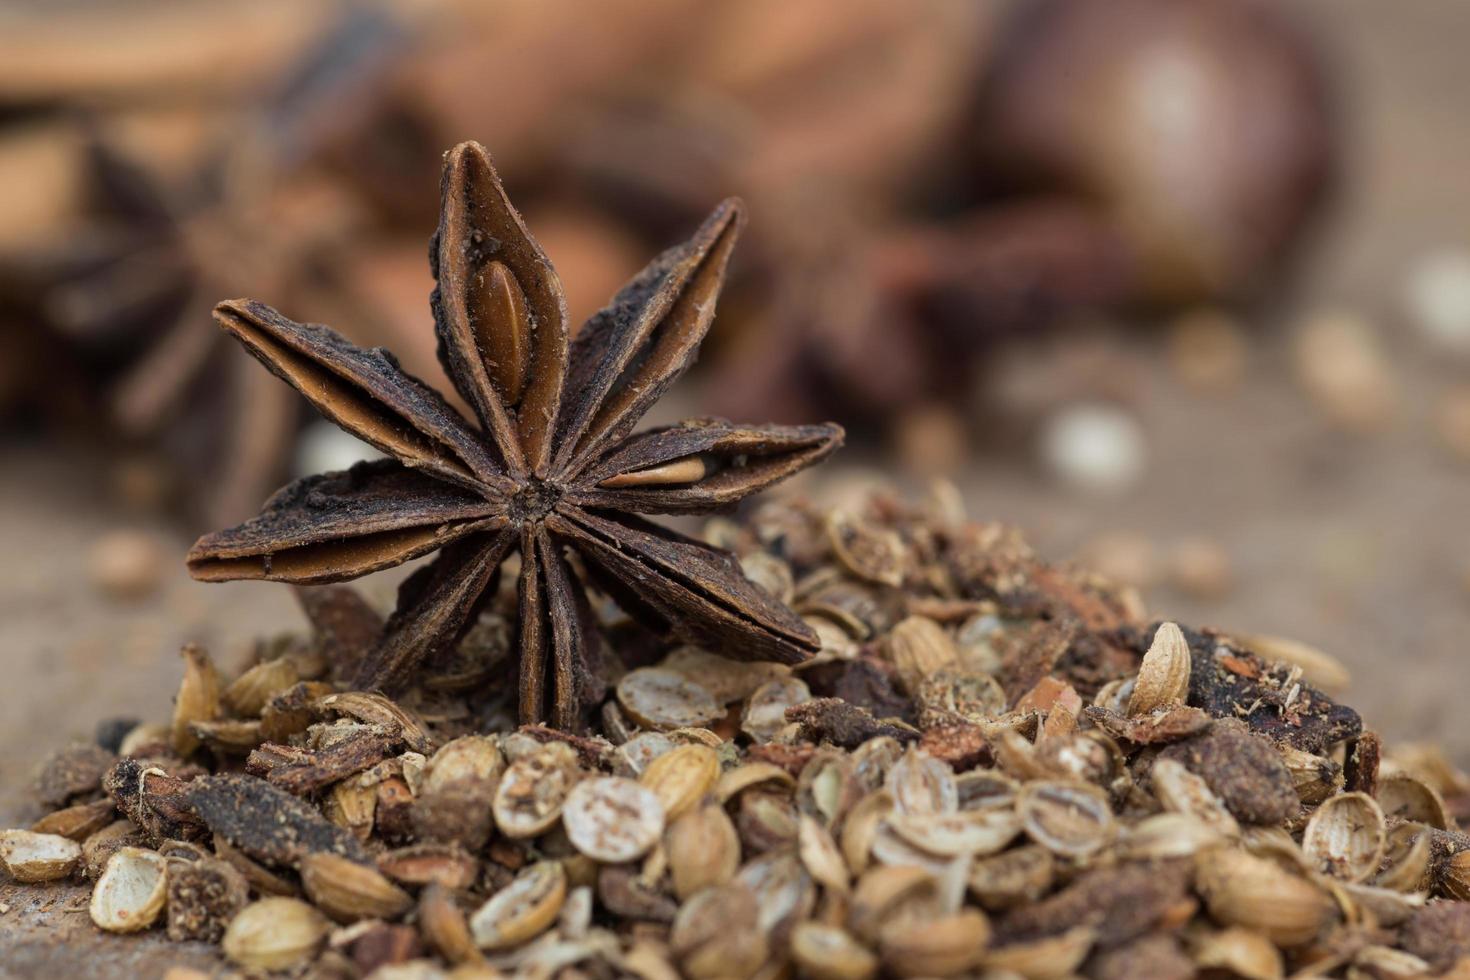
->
[0,0,1337,528]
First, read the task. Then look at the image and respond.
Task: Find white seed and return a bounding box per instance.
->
[563,777,664,863]
[618,668,723,730]
[90,846,168,933]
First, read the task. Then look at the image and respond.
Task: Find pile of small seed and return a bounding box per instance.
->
[5,484,1470,979]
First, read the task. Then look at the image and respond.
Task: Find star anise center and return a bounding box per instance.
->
[509,477,564,525]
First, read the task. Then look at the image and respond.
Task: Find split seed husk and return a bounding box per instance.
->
[222,897,329,970]
[1127,621,1191,716]
[90,846,168,933]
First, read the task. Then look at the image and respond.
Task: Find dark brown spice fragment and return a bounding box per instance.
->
[35,743,117,808]
[186,773,367,866]
[918,722,992,770]
[1343,729,1381,796]
[801,656,915,723]
[785,698,918,749]
[996,860,1193,950]
[1400,901,1470,970]
[1085,705,1212,745]
[1159,718,1298,825]
[103,758,205,844]
[166,857,249,943]
[1086,933,1194,980]
[247,732,395,796]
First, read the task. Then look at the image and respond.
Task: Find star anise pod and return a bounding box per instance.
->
[187,141,843,727]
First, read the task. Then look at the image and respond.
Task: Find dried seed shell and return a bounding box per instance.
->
[850,865,937,943]
[982,925,1095,979]
[170,643,221,757]
[90,846,168,933]
[301,851,413,922]
[419,883,481,966]
[1377,773,1451,830]
[1195,848,1334,946]
[886,748,958,816]
[222,657,299,717]
[670,883,768,980]
[378,843,480,891]
[0,829,82,882]
[314,691,434,754]
[165,857,248,943]
[878,909,990,978]
[640,743,719,821]
[1017,780,1115,858]
[1127,622,1191,716]
[469,861,566,950]
[798,814,851,895]
[1375,823,1431,893]
[563,777,664,863]
[1301,791,1386,882]
[659,646,790,704]
[790,922,879,980]
[886,809,1022,858]
[1123,812,1227,860]
[1278,745,1344,805]
[885,616,958,695]
[1189,926,1284,980]
[222,897,329,970]
[618,668,723,730]
[667,800,740,900]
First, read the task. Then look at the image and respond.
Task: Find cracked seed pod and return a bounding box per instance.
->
[790,922,879,980]
[1339,881,1425,928]
[170,643,220,757]
[1376,774,1451,830]
[1017,780,1115,858]
[659,646,791,705]
[1127,621,1191,716]
[668,799,740,900]
[841,790,895,875]
[469,860,566,951]
[166,857,248,944]
[1195,848,1335,946]
[878,909,991,978]
[90,846,168,933]
[1301,791,1386,882]
[222,897,329,970]
[222,656,299,717]
[187,718,265,754]
[0,829,82,882]
[885,616,959,695]
[741,675,812,742]
[300,852,413,922]
[619,668,725,730]
[640,743,720,821]
[717,761,796,802]
[797,750,863,828]
[981,925,1096,979]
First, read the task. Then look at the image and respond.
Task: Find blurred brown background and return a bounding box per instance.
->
[2,0,1469,831]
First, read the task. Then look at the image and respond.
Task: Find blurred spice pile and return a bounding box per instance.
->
[0,0,1338,529]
